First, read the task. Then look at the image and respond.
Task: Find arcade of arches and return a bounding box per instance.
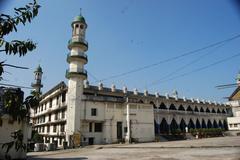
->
[153,102,229,134]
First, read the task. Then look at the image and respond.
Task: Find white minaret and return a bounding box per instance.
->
[31,65,43,93]
[66,12,88,146]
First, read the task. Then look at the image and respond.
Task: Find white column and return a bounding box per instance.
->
[126,103,130,143]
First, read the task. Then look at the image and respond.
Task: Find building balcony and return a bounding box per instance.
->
[65,69,87,79]
[68,37,88,51]
[67,53,88,64]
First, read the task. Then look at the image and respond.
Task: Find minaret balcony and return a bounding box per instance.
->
[67,53,88,64]
[68,37,88,51]
[65,69,87,79]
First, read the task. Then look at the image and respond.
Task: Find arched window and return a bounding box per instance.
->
[188,119,195,129]
[159,102,167,109]
[150,101,157,109]
[202,119,207,128]
[160,118,169,134]
[213,120,218,128]
[194,106,199,112]
[206,108,210,113]
[169,104,177,110]
[196,119,201,129]
[222,109,226,114]
[212,108,216,113]
[178,105,185,111]
[170,118,179,133]
[180,119,186,131]
[207,120,212,128]
[200,107,204,112]
[217,109,221,113]
[186,105,193,112]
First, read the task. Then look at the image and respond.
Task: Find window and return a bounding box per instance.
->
[234,124,238,127]
[41,105,43,111]
[62,92,66,102]
[62,111,65,119]
[49,114,51,122]
[43,115,45,123]
[60,124,65,132]
[56,96,59,105]
[53,125,57,132]
[47,125,50,133]
[94,123,102,132]
[89,122,92,132]
[91,108,97,116]
[42,126,45,133]
[124,127,128,133]
[49,99,52,108]
[55,113,58,120]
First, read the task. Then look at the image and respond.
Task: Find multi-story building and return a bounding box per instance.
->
[227,73,240,131]
[30,13,232,147]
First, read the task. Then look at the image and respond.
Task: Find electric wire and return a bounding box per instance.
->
[147,51,240,87]
[146,42,228,88]
[96,34,240,83]
[0,82,33,89]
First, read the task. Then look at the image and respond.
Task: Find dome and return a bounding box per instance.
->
[35,65,42,73]
[72,15,87,25]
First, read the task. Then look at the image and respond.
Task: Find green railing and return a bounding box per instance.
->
[65,69,87,79]
[67,53,88,63]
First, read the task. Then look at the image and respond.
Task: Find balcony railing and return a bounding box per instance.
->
[65,69,87,79]
[67,53,88,63]
[68,37,88,49]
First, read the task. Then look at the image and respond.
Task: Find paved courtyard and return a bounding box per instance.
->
[28,136,240,160]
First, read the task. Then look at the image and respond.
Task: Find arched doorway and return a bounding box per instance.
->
[160,118,169,134]
[213,120,218,128]
[188,119,195,129]
[202,119,207,128]
[223,120,228,130]
[170,118,179,134]
[196,119,201,129]
[219,120,223,128]
[207,120,212,128]
[179,119,186,131]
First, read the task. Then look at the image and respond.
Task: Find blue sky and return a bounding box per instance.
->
[1,0,240,102]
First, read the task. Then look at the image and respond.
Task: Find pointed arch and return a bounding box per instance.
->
[159,102,167,109]
[218,120,223,129]
[212,108,216,113]
[217,108,221,114]
[138,100,144,103]
[202,119,207,128]
[160,118,169,134]
[213,120,218,128]
[200,107,204,113]
[222,109,226,114]
[178,105,185,111]
[170,118,179,133]
[150,101,157,109]
[206,108,210,113]
[179,119,186,131]
[207,120,212,128]
[169,104,177,110]
[194,106,199,112]
[186,105,193,112]
[188,119,195,129]
[196,119,201,129]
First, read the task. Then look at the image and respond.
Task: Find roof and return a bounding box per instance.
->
[72,15,87,26]
[229,86,240,101]
[41,81,67,99]
[35,65,42,73]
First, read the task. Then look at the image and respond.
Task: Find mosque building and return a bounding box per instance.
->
[30,14,231,147]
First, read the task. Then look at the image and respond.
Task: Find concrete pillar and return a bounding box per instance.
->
[126,103,131,143]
